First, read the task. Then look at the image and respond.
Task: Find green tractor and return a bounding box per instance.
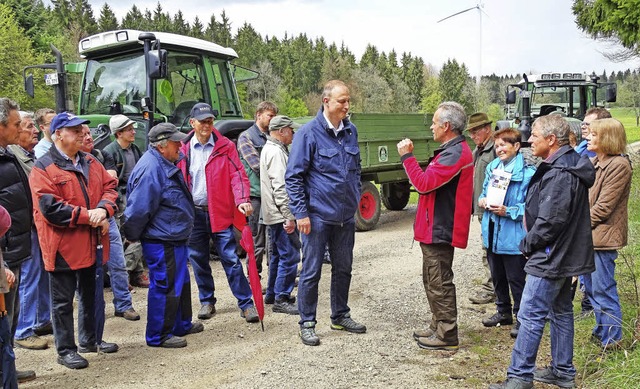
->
[498,72,617,142]
[23,29,258,149]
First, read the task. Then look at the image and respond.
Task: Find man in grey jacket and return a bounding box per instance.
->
[260,116,300,315]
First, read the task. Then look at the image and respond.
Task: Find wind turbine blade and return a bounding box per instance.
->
[437,6,477,23]
[479,6,490,19]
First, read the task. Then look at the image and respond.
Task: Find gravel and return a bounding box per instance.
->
[18,205,498,389]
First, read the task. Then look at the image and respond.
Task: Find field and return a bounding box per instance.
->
[609,107,640,143]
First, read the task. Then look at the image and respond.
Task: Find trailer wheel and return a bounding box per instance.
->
[381,182,411,211]
[355,181,381,232]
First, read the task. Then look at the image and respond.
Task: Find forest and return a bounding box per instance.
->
[2,0,639,122]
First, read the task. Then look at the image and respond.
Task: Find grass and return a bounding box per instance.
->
[609,107,640,144]
[572,155,640,388]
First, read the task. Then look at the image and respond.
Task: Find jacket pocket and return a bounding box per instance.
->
[317,148,339,173]
[344,146,361,172]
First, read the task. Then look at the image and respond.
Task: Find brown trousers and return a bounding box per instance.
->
[420,242,458,343]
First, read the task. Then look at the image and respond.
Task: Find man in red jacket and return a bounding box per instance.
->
[30,112,118,369]
[398,101,473,351]
[177,103,259,323]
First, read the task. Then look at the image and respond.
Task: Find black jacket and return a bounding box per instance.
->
[0,146,33,267]
[520,145,595,278]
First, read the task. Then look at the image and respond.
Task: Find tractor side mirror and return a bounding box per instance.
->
[506,89,516,105]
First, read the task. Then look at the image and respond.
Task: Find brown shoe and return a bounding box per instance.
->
[240,306,259,323]
[131,272,150,288]
[115,308,141,321]
[412,328,435,341]
[417,334,459,351]
[15,335,48,350]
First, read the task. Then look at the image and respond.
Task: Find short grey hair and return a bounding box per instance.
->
[533,114,570,147]
[437,101,467,135]
[19,111,34,121]
[150,139,168,148]
[0,98,20,125]
[322,80,349,100]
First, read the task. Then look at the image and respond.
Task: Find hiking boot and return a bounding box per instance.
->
[510,321,520,339]
[482,312,513,327]
[15,335,48,350]
[273,300,299,315]
[330,315,366,334]
[416,334,459,351]
[533,367,576,388]
[33,322,53,336]
[469,290,495,304]
[412,328,435,341]
[488,378,533,389]
[131,272,150,288]
[158,336,187,348]
[197,304,216,320]
[241,306,259,323]
[187,322,204,335]
[299,323,320,346]
[115,308,141,321]
[17,369,36,383]
[264,294,275,305]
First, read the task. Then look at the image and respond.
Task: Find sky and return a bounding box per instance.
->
[88,0,639,78]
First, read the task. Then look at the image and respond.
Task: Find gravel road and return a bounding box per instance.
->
[18,205,503,389]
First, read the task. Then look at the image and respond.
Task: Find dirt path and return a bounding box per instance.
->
[18,205,504,389]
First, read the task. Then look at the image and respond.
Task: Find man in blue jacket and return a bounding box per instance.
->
[490,115,595,389]
[286,80,366,346]
[123,123,203,348]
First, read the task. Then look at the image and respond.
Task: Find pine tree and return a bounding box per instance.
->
[97,3,118,32]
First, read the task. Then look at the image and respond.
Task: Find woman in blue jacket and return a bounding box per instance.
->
[478,128,536,339]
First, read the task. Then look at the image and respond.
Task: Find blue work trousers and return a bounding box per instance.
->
[266,223,300,300]
[297,220,354,326]
[15,229,51,340]
[583,250,623,346]
[187,209,253,310]
[507,275,576,383]
[107,217,134,313]
[142,241,193,346]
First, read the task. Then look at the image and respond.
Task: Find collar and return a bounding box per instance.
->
[190,133,215,148]
[545,145,573,164]
[592,154,620,170]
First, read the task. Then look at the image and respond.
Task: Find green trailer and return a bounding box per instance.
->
[349,113,434,231]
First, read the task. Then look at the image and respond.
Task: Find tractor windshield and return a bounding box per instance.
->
[81,53,146,115]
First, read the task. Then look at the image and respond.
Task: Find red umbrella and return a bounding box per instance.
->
[236,212,265,331]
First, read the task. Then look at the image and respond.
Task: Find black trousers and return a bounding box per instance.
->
[49,266,96,356]
[5,266,21,347]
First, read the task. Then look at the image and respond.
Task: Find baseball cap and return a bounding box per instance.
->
[148,122,187,143]
[109,114,136,135]
[268,115,301,132]
[190,103,216,121]
[50,112,90,133]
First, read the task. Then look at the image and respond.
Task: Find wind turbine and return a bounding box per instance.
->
[438,2,488,86]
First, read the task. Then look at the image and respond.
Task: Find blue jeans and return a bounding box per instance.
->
[582,250,622,346]
[266,224,300,300]
[508,275,575,382]
[142,242,193,346]
[187,209,253,310]
[15,229,51,340]
[298,220,355,326]
[107,217,134,313]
